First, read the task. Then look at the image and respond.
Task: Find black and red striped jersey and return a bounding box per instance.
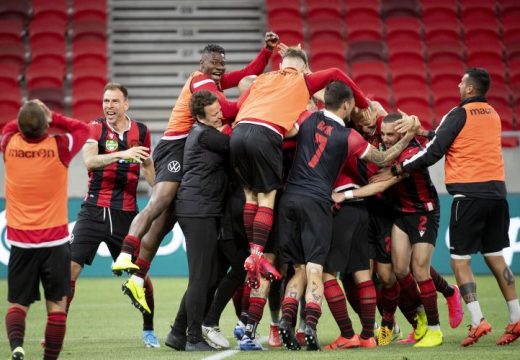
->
[391,139,438,213]
[84,117,151,211]
[285,110,370,202]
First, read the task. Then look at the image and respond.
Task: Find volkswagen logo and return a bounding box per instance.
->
[168,160,181,173]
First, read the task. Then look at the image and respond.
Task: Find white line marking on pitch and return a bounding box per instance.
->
[202,336,269,360]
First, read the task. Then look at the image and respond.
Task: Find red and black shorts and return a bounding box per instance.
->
[325,201,370,275]
[8,243,71,306]
[449,197,510,256]
[230,123,283,193]
[278,193,333,266]
[368,210,394,264]
[70,204,138,266]
[394,208,440,246]
[153,137,186,183]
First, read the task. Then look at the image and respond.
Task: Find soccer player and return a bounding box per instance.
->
[67,83,158,347]
[277,81,418,351]
[2,100,89,360]
[231,47,371,289]
[388,68,520,347]
[111,34,279,312]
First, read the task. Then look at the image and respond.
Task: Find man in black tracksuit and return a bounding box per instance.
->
[169,90,231,351]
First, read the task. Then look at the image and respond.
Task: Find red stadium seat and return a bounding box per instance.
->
[310,38,347,70]
[0,0,30,22]
[385,17,422,40]
[306,0,343,18]
[71,19,107,41]
[266,0,301,17]
[498,0,520,12]
[30,38,67,69]
[432,94,459,119]
[492,104,514,131]
[356,77,392,109]
[505,42,520,63]
[388,45,424,65]
[0,19,24,42]
[72,39,108,65]
[351,60,388,84]
[426,38,465,62]
[0,42,26,71]
[345,11,383,41]
[343,0,381,13]
[72,99,102,122]
[32,0,68,24]
[509,59,520,92]
[72,0,107,23]
[347,41,386,62]
[0,64,20,86]
[389,60,427,84]
[0,83,22,124]
[26,59,65,91]
[28,87,65,113]
[72,63,108,92]
[419,0,457,15]
[308,15,344,42]
[429,60,465,86]
[381,0,420,18]
[268,12,304,37]
[395,98,434,130]
[501,13,520,46]
[459,0,497,14]
[461,9,500,33]
[29,19,67,45]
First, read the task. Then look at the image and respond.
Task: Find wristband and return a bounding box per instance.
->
[343,190,354,200]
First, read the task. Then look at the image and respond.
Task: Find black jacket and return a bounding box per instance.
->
[175,123,230,217]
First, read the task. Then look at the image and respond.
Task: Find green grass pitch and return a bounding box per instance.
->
[1,275,519,359]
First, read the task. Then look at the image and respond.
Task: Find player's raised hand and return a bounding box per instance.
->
[264,31,280,50]
[277,42,289,57]
[369,168,393,183]
[123,146,150,163]
[33,99,53,124]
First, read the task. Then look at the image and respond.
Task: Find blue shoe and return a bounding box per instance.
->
[234,322,245,340]
[239,335,263,350]
[143,330,160,348]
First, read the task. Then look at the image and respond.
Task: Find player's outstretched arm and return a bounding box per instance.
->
[82,142,150,171]
[331,175,402,203]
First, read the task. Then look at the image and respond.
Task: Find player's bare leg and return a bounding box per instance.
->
[280,264,306,350]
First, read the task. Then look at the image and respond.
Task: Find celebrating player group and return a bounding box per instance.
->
[2,31,519,359]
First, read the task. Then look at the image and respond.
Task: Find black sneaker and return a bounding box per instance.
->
[304,325,320,351]
[279,319,301,350]
[185,340,215,351]
[165,329,186,351]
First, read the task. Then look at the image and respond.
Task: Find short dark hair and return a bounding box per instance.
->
[104,82,128,99]
[324,81,353,110]
[465,67,490,96]
[382,113,402,123]
[283,47,308,65]
[18,100,47,138]
[202,44,225,56]
[190,90,218,121]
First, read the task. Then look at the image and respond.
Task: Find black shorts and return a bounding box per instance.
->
[153,137,186,183]
[449,197,510,256]
[325,201,370,274]
[70,204,137,266]
[8,243,71,306]
[368,208,394,264]
[394,208,440,246]
[230,123,283,193]
[278,193,333,266]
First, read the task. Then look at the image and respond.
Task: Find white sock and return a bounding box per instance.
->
[118,253,131,261]
[131,274,144,287]
[427,325,440,331]
[467,301,484,326]
[507,299,520,323]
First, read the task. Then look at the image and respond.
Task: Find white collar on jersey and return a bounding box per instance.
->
[322,109,346,127]
[106,114,132,140]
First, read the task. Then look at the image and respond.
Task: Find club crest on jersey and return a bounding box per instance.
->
[105,139,118,152]
[419,230,425,237]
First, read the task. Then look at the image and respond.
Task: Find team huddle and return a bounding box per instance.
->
[2,32,520,359]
